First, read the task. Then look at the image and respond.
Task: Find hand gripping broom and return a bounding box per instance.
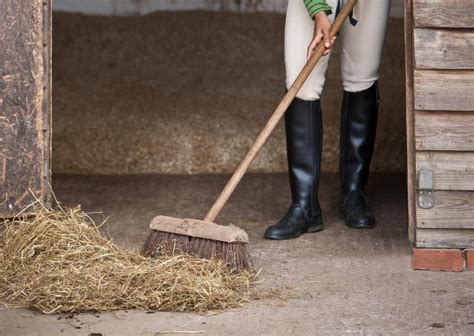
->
[142,0,358,271]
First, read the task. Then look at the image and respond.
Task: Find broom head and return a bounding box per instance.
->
[142,216,252,272]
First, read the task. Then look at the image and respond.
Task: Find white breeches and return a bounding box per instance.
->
[285,0,390,100]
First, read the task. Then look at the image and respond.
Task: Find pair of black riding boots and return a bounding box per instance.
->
[265,82,379,240]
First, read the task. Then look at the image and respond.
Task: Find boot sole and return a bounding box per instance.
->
[345,221,376,229]
[340,212,376,229]
[307,223,324,233]
[264,223,324,240]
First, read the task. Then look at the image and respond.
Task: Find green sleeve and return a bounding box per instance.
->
[303,0,333,18]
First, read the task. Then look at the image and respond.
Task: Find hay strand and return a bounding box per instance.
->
[0,205,256,314]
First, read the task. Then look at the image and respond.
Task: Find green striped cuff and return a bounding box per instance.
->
[303,0,333,18]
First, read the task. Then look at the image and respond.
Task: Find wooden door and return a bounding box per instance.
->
[0,0,52,217]
[406,0,474,247]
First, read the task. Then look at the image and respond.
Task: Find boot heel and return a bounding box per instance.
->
[307,217,324,233]
[307,224,324,233]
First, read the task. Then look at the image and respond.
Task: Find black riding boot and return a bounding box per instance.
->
[340,82,379,229]
[264,97,324,240]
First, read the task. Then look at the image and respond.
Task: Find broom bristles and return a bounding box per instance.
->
[142,230,253,272]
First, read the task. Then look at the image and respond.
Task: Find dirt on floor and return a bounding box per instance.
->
[1,173,473,335]
[52,11,406,175]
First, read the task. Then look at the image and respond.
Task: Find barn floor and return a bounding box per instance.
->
[2,173,474,335]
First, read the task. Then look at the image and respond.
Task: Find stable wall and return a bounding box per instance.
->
[52,11,406,175]
[54,0,404,17]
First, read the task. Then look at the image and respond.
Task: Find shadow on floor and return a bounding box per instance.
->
[51,172,410,258]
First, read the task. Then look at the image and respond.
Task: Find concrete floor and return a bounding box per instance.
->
[1,173,474,335]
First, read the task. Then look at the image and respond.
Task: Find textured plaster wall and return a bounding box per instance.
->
[52,12,406,175]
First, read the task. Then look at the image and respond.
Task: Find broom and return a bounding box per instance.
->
[142,0,358,271]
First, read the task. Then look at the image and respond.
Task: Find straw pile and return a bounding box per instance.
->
[0,206,256,314]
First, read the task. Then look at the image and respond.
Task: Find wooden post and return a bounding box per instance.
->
[404,0,416,242]
[0,0,52,217]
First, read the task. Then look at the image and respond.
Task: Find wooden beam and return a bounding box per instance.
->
[417,191,474,229]
[414,0,474,28]
[0,0,51,217]
[405,0,416,242]
[414,70,474,111]
[416,151,474,190]
[416,228,474,248]
[415,112,474,151]
[414,28,474,69]
[43,0,52,208]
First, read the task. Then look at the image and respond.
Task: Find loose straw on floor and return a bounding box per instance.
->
[0,205,257,314]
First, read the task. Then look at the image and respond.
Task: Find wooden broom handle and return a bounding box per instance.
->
[204,0,358,222]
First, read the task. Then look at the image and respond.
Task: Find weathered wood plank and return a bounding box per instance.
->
[416,228,474,248]
[43,0,52,207]
[415,112,474,151]
[0,0,51,216]
[414,0,474,28]
[416,152,474,190]
[417,191,474,229]
[414,29,474,69]
[414,70,474,111]
[405,0,416,242]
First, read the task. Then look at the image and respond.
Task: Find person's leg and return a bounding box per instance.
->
[284,0,336,101]
[339,0,390,228]
[265,0,336,239]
